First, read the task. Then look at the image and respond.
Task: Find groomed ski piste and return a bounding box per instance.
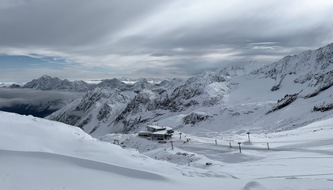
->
[1,111,333,190]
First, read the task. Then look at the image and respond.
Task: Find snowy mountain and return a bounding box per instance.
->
[48,43,333,137]
[47,87,136,136]
[23,75,91,92]
[254,42,333,97]
[47,71,230,134]
[96,78,157,92]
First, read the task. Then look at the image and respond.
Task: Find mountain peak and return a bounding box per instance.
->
[23,75,90,92]
[41,75,52,79]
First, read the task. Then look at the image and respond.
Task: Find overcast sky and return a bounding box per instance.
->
[1,0,333,82]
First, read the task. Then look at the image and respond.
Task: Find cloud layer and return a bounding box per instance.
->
[1,0,333,81]
[0,88,82,108]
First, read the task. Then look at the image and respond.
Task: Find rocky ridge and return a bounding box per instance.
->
[23,75,91,92]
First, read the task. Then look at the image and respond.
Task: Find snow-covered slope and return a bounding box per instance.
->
[253,42,333,97]
[0,111,243,190]
[47,87,137,135]
[2,111,333,190]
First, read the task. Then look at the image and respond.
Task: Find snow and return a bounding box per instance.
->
[147,125,165,130]
[101,116,333,190]
[204,81,229,98]
[153,130,168,135]
[1,111,333,189]
[0,111,239,189]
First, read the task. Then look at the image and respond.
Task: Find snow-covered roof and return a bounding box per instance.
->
[165,127,173,131]
[146,125,165,130]
[152,130,169,135]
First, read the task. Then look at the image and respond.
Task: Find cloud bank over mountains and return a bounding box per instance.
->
[1,0,333,81]
[0,88,81,108]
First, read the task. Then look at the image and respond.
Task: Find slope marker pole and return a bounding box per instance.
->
[238,142,242,153]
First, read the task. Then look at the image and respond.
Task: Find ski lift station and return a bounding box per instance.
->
[138,125,174,140]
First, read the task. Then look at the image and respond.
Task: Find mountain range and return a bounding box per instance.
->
[22,75,168,92]
[22,75,91,92]
[46,43,333,137]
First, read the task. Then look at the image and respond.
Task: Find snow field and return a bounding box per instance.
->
[1,111,333,189]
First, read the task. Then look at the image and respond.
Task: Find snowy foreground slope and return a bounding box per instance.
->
[1,111,333,190]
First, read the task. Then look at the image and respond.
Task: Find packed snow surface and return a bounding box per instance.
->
[1,111,333,189]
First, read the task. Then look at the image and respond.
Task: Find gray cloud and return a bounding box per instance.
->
[0,0,164,48]
[0,0,333,81]
[0,88,82,108]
